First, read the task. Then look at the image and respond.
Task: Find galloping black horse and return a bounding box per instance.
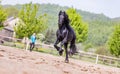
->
[54,11,77,63]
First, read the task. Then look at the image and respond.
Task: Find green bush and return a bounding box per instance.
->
[84,43,93,52]
[107,24,120,57]
[95,46,110,56]
[66,8,88,43]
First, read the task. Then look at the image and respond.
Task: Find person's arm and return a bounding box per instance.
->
[35,36,36,40]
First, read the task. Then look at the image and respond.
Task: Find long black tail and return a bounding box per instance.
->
[69,43,78,55]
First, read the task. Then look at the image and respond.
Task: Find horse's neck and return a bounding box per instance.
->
[59,24,66,30]
[65,23,71,31]
[59,25,67,34]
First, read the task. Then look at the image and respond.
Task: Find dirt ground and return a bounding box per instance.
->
[0,45,120,74]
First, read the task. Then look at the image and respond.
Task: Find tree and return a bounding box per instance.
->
[107,24,120,57]
[14,2,47,38]
[66,8,88,42]
[0,4,7,27]
[44,29,55,44]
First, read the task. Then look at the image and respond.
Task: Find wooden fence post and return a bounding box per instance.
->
[96,54,99,64]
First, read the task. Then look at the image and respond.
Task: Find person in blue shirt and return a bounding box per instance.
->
[30,33,36,51]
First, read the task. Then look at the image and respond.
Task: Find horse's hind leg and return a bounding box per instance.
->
[64,43,69,63]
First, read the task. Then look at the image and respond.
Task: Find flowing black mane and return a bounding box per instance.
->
[54,11,77,63]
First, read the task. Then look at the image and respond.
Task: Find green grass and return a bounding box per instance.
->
[0,26,4,30]
[35,48,58,56]
[3,41,24,49]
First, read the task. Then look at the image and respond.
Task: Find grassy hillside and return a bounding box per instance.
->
[3,4,119,47]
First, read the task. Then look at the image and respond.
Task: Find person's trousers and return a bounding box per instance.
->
[30,42,35,51]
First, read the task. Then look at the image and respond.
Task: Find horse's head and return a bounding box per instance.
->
[58,11,69,28]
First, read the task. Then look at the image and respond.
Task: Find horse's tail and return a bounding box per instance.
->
[69,43,78,55]
[72,44,77,54]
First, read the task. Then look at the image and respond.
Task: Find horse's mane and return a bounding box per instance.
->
[63,11,73,31]
[64,12,69,25]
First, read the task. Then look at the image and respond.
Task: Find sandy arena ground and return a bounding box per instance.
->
[0,45,120,74]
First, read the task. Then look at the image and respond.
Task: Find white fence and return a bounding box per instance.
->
[78,50,120,67]
[0,35,21,42]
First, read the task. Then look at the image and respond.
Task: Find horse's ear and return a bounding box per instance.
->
[63,11,68,18]
[63,11,66,15]
[63,11,67,17]
[59,10,62,15]
[64,11,69,23]
[60,10,62,12]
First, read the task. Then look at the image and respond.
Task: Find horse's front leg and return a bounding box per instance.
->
[59,30,68,56]
[64,43,69,63]
[54,39,60,51]
[59,42,64,56]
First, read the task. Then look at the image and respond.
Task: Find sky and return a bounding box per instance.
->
[1,0,120,18]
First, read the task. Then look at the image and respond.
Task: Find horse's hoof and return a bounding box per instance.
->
[69,53,72,58]
[59,50,64,56]
[65,60,69,63]
[68,51,73,57]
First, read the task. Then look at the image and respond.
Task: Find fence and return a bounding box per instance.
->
[0,35,120,67]
[78,50,120,67]
[0,35,22,43]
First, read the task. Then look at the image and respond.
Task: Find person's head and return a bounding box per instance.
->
[33,33,36,36]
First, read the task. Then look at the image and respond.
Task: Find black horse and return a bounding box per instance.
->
[54,11,77,63]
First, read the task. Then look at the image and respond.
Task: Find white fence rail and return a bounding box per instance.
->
[78,50,120,67]
[0,35,22,42]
